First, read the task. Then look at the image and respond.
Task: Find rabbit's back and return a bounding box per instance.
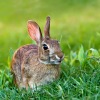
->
[12,44,37,62]
[11,44,38,86]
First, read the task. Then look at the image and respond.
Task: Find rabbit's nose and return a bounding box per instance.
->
[59,52,64,59]
[56,52,64,61]
[59,55,64,61]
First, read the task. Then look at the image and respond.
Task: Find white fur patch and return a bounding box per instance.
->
[55,55,60,60]
[39,59,50,64]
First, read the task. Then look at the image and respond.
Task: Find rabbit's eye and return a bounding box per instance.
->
[43,44,48,50]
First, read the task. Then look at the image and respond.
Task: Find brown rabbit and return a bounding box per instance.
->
[11,16,64,89]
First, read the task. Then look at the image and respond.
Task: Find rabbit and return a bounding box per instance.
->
[11,16,64,89]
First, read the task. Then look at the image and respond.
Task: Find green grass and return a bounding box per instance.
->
[0,0,100,99]
[0,46,100,99]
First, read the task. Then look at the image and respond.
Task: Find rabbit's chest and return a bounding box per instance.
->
[32,64,60,84]
[23,57,60,85]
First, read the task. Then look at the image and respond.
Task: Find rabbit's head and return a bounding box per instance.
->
[28,16,64,65]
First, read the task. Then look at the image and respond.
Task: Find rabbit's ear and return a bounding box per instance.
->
[44,16,50,39]
[27,20,42,44]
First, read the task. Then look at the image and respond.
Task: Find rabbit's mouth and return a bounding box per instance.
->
[39,55,63,65]
[48,54,64,64]
[49,59,62,65]
[39,59,61,65]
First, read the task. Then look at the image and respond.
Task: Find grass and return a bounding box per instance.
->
[0,0,100,99]
[0,46,100,99]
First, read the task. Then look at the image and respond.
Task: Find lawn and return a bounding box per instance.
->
[0,0,100,99]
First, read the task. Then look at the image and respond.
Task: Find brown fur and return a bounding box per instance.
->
[11,17,64,89]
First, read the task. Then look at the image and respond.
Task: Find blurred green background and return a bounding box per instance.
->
[0,0,100,68]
